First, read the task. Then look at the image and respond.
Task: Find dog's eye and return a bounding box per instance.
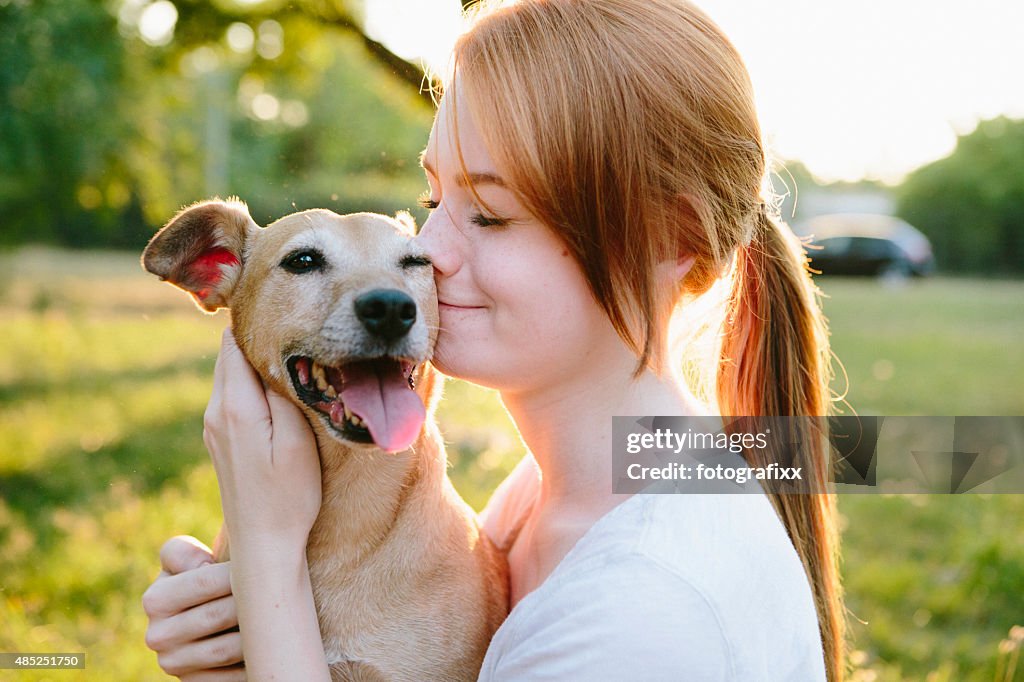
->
[400,254,432,269]
[281,249,325,274]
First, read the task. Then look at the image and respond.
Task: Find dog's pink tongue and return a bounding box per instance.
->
[340,362,425,453]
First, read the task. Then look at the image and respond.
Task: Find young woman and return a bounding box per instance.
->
[143,1,846,679]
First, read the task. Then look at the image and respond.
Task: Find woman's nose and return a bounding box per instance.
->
[415,205,461,277]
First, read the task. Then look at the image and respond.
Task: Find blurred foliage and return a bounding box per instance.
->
[0,0,137,246]
[0,0,434,249]
[897,116,1024,275]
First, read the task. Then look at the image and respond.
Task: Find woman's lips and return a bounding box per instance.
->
[438,299,485,310]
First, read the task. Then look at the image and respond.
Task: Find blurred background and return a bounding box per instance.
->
[0,0,1021,680]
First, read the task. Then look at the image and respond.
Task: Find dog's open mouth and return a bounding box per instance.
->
[286,355,425,453]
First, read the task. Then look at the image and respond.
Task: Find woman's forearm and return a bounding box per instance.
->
[230,542,331,681]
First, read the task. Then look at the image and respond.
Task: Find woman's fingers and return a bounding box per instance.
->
[181,665,247,682]
[263,387,322,533]
[146,593,238,652]
[209,328,269,426]
[156,630,244,677]
[144,552,242,678]
[174,595,238,640]
[143,562,233,619]
[265,387,319,461]
[202,328,321,550]
[204,328,273,508]
[160,535,215,575]
[181,666,247,682]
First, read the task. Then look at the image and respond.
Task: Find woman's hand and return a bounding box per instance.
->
[199,328,331,680]
[142,536,244,680]
[203,328,321,555]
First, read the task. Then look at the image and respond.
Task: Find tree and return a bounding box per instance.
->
[897,117,1024,274]
[0,0,134,246]
[0,0,436,249]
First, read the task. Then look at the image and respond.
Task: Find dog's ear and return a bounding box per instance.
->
[394,210,417,236]
[142,199,259,312]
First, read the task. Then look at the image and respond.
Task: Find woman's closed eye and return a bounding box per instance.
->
[417,194,439,210]
[469,211,509,228]
[417,193,510,229]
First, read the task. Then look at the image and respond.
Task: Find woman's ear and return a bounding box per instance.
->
[394,210,417,236]
[654,254,697,291]
[675,254,696,281]
[666,193,703,283]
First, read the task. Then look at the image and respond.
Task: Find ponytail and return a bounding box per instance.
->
[717,207,847,682]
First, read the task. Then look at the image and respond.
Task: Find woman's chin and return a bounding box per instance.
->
[431,347,506,390]
[429,342,474,380]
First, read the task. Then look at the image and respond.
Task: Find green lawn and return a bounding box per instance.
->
[820,277,1024,416]
[0,248,1021,681]
[816,277,1024,681]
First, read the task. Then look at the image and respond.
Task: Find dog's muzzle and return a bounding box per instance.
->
[287,355,424,453]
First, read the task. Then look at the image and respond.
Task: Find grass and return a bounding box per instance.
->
[820,277,1024,416]
[0,247,1021,681]
[818,277,1023,681]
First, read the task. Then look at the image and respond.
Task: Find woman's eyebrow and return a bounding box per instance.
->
[419,155,506,188]
[457,172,506,188]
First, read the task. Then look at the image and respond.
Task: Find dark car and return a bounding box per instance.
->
[801,213,935,277]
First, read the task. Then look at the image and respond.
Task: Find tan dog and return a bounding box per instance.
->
[143,200,508,681]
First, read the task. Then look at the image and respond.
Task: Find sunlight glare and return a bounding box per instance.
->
[226,22,255,54]
[365,0,1024,183]
[138,0,178,47]
[364,0,463,77]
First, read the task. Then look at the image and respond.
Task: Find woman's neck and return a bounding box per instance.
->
[499,344,706,512]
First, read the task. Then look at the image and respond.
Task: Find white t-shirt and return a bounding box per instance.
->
[477,455,827,681]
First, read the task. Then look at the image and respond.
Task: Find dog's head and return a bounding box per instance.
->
[142,199,439,453]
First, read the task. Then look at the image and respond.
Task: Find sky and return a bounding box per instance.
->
[363,0,1024,185]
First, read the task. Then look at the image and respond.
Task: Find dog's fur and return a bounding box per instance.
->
[143,200,509,681]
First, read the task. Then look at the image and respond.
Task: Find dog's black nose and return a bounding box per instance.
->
[354,289,417,341]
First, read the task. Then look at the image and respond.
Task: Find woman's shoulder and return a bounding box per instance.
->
[479,453,541,552]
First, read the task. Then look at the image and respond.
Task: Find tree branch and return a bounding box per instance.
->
[278,6,436,107]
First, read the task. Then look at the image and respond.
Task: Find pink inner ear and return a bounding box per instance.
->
[187,248,239,300]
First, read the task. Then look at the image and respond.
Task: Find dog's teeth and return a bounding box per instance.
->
[344,405,352,420]
[325,385,337,399]
[312,363,328,391]
[351,415,362,427]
